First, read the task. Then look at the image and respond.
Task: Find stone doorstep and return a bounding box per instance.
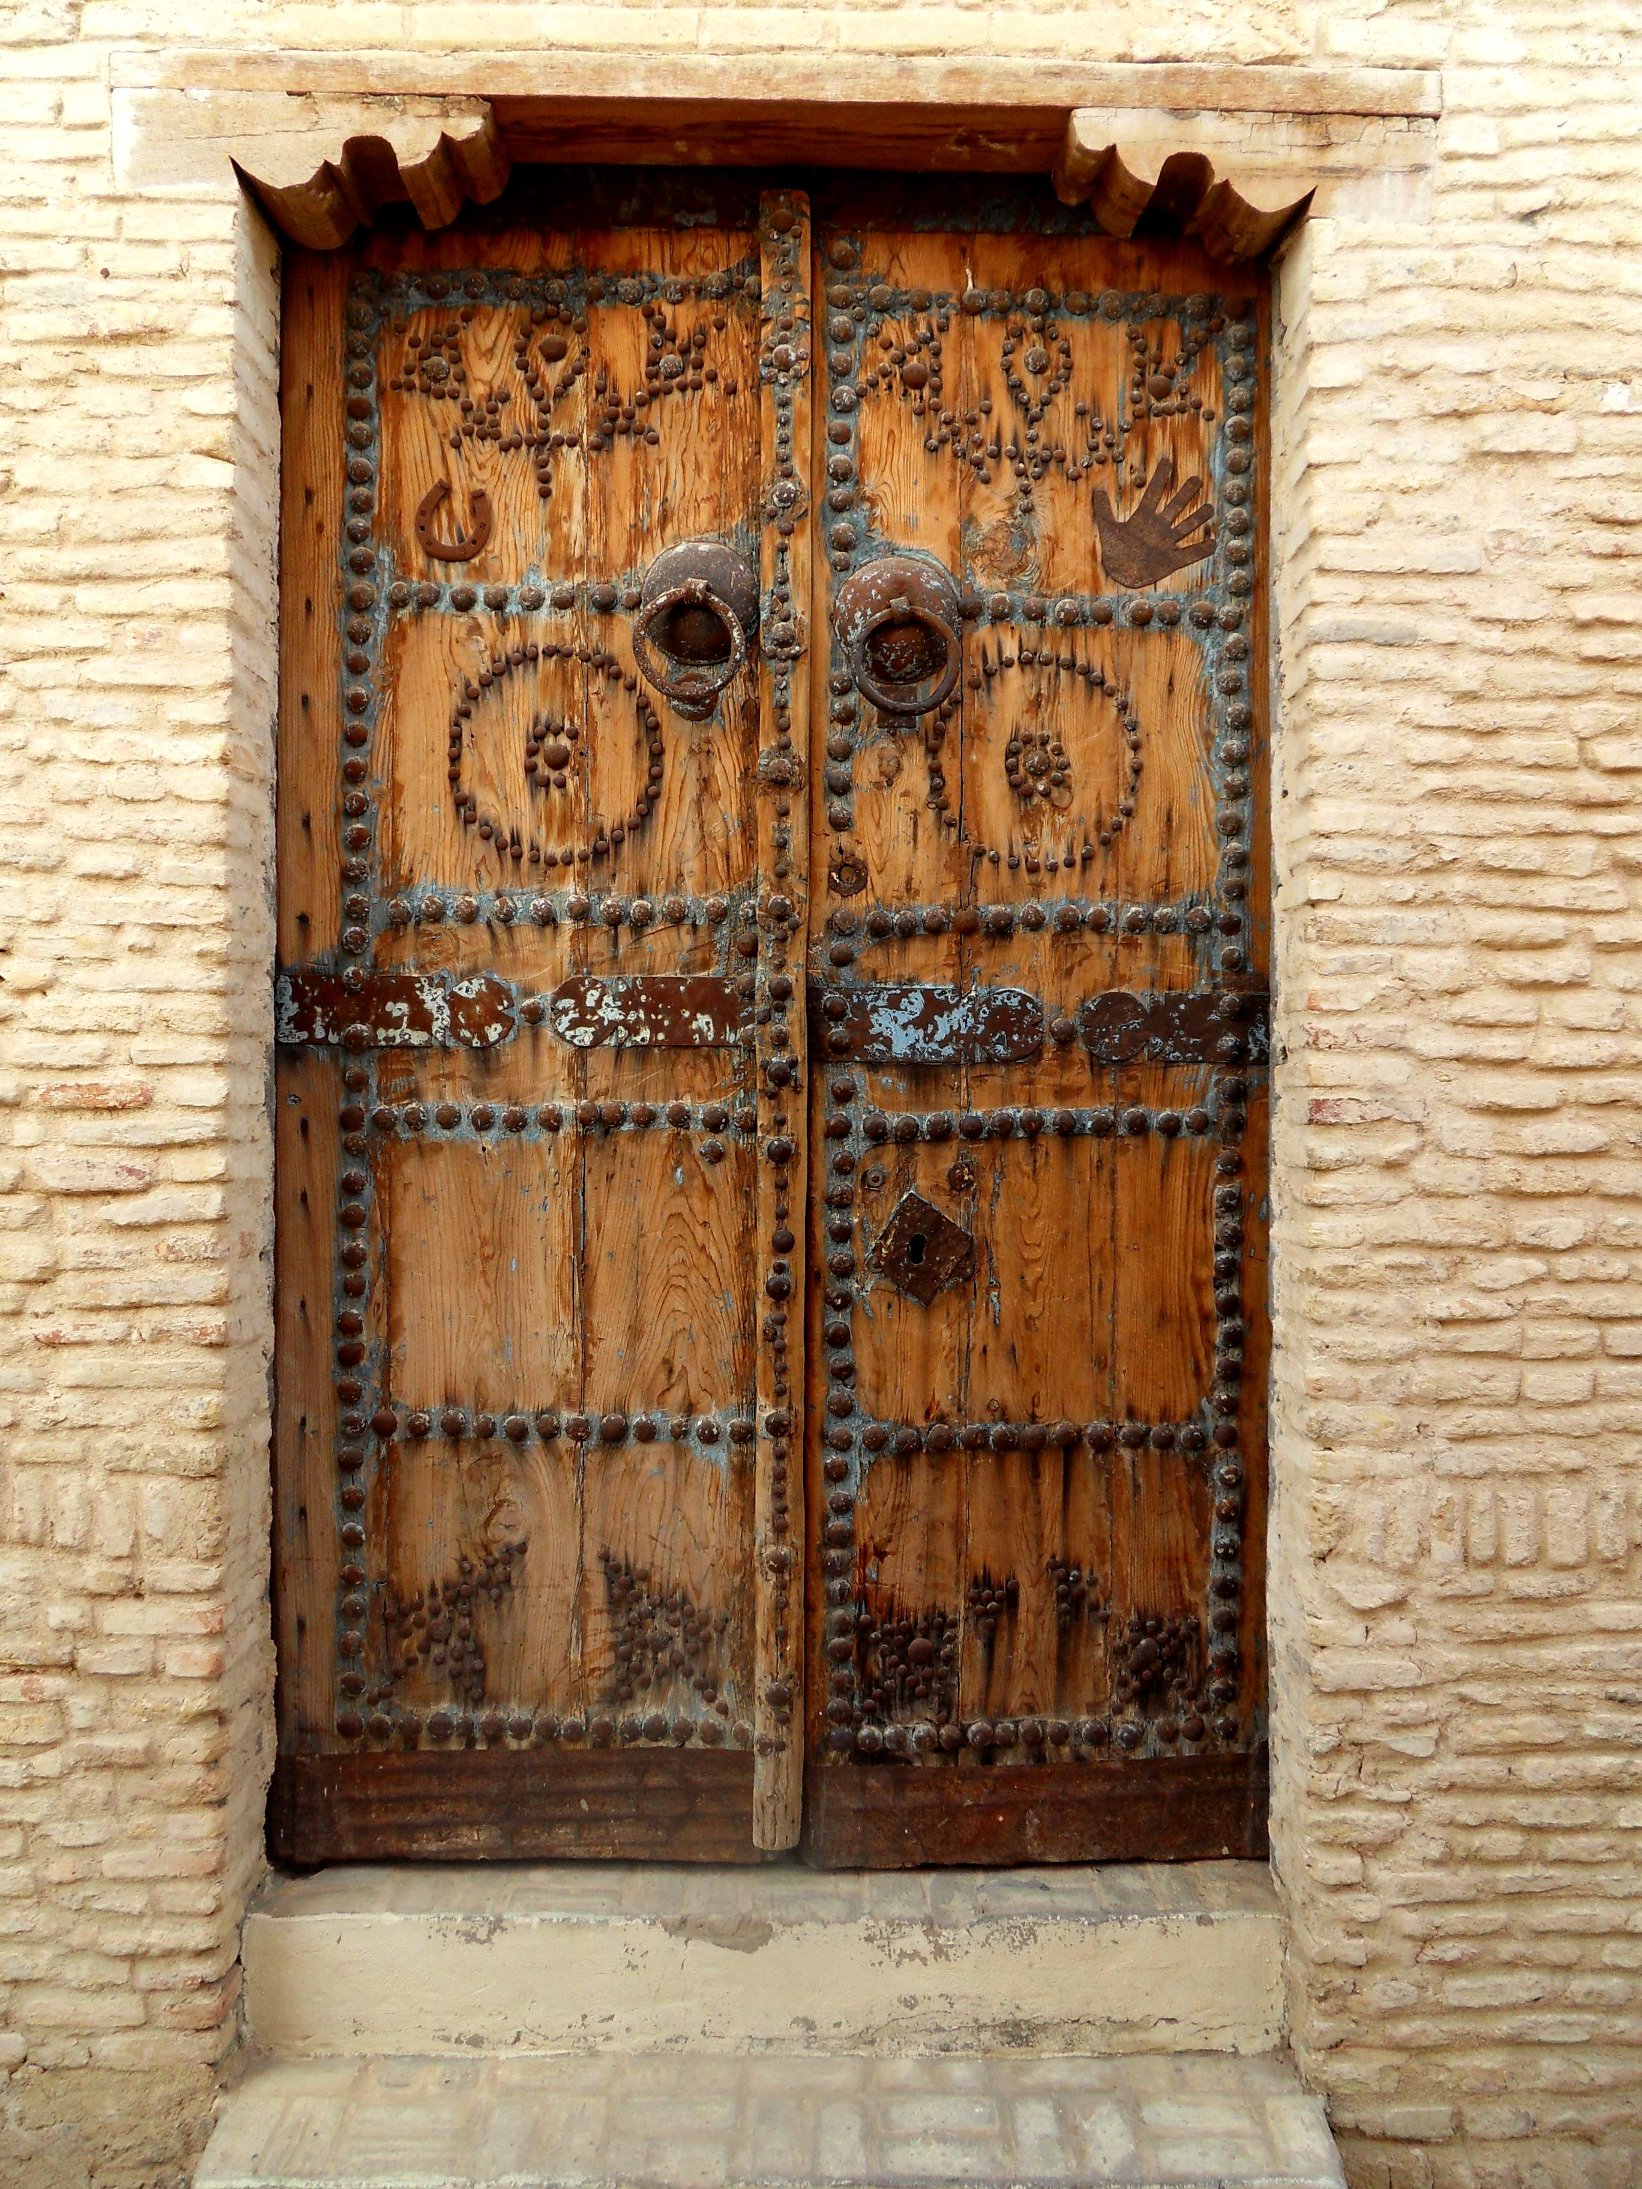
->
[243,1861,1285,2060]
[195,2051,1345,2189]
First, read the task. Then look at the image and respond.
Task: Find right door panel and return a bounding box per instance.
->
[803,197,1270,1866]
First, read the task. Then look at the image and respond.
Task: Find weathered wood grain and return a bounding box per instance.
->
[271,1750,768,1864]
[802,1749,1269,1867]
[273,251,349,1756]
[121,55,1445,122]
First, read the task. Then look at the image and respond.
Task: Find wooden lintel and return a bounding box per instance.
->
[112,66,1437,258]
[111,51,1444,122]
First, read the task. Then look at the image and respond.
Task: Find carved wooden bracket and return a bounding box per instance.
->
[1054,107,1434,262]
[114,91,511,248]
[243,97,510,247]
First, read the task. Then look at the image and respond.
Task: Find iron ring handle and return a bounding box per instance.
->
[631,540,759,722]
[833,554,963,719]
[632,576,749,716]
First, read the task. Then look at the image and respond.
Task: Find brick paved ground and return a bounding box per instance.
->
[195,2052,1344,2189]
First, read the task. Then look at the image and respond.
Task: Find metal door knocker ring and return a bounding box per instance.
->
[415,478,494,562]
[834,555,962,718]
[632,541,759,720]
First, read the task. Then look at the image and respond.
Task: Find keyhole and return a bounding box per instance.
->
[907,1233,928,1265]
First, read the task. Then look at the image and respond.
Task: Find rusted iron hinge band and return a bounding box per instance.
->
[815,984,1043,1065]
[545,975,745,1049]
[275,969,515,1050]
[1079,990,1269,1066]
[276,969,747,1052]
[815,983,1268,1067]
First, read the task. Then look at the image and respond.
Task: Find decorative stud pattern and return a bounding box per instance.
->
[445,637,665,873]
[836,1599,960,1738]
[312,224,1261,1789]
[815,267,1230,876]
[973,642,1145,863]
[382,885,748,936]
[386,1543,525,1712]
[1110,1610,1212,1749]
[392,1405,754,1453]
[811,241,1260,1772]
[324,252,770,1756]
[601,1550,733,1723]
[363,1097,758,1141]
[749,190,813,1837]
[385,266,745,503]
[824,895,1238,940]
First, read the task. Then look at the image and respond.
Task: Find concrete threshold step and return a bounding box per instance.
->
[197,2051,1344,2189]
[244,1861,1283,2058]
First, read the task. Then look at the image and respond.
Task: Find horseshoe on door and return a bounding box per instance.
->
[415,478,494,562]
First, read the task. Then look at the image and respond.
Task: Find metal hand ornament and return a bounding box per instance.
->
[1091,454,1216,589]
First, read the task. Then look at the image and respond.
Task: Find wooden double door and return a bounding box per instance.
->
[272,170,1269,1867]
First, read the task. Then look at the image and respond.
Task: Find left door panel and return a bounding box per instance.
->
[272,184,810,1861]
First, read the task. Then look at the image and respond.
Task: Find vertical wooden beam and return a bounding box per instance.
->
[272,249,350,1776]
[751,186,813,1850]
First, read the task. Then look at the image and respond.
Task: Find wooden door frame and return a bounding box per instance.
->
[111,60,1434,1868]
[268,175,1277,1866]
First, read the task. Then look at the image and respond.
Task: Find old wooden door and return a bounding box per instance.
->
[272,172,1267,1868]
[798,188,1268,1865]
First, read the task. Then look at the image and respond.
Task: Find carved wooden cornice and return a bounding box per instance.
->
[1053,108,1433,261]
[116,92,511,248]
[247,98,510,249]
[113,73,1436,261]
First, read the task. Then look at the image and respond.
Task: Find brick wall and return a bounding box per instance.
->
[1269,11,1642,2183]
[0,17,281,2177]
[0,2,1638,2185]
